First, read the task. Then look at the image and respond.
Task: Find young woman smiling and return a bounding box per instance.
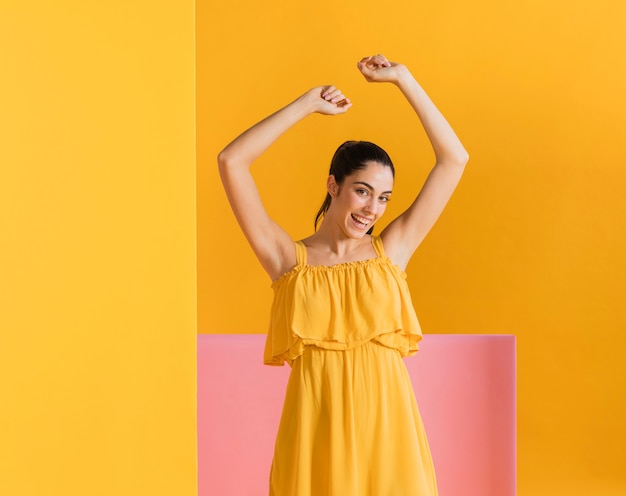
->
[218,53,468,495]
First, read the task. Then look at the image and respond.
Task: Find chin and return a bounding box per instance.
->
[345,226,373,239]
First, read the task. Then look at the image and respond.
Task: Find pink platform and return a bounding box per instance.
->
[198,334,516,495]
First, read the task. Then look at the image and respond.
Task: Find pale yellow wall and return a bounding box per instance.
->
[199,0,626,494]
[0,2,197,495]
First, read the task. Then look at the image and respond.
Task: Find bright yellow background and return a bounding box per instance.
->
[0,2,197,495]
[198,1,626,494]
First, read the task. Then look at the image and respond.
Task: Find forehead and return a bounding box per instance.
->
[348,161,394,190]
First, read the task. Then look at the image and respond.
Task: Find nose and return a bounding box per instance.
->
[364,197,378,215]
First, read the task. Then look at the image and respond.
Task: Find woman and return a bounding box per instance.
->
[218,54,468,495]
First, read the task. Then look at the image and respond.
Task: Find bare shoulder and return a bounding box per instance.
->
[379,224,414,271]
[267,230,299,282]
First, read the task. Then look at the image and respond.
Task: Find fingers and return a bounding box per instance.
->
[357,54,392,70]
[319,85,351,113]
[370,54,391,68]
[336,97,352,110]
[356,53,400,83]
[321,85,348,104]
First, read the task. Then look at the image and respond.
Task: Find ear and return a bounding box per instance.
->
[327,175,338,198]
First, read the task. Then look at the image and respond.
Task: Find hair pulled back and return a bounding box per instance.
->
[314,141,395,234]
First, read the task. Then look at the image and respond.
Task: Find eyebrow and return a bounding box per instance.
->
[352,181,393,195]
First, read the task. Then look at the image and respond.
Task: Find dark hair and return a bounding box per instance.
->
[314,141,395,235]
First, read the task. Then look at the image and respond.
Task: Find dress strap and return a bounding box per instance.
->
[371,235,386,258]
[295,241,307,266]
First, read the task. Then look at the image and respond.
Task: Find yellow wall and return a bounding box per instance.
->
[0,2,197,495]
[198,0,626,494]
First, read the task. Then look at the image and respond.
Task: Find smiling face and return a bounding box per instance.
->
[326,161,394,238]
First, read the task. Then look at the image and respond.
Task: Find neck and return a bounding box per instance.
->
[308,219,370,258]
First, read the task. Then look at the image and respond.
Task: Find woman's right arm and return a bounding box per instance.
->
[218,85,351,281]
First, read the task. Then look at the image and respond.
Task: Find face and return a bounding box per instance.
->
[327,161,394,238]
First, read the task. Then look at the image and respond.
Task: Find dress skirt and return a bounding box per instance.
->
[269,340,438,495]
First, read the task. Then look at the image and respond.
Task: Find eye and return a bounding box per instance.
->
[356,188,369,196]
[379,196,390,203]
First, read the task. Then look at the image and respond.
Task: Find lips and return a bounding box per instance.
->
[351,213,373,228]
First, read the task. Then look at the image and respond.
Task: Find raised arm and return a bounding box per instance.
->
[357,55,469,270]
[218,86,351,281]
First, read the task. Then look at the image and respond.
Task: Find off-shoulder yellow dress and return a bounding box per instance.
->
[265,236,438,495]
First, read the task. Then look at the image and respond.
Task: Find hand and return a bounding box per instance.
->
[302,85,352,115]
[357,54,408,84]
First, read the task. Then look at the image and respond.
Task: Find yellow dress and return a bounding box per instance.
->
[265,236,438,496]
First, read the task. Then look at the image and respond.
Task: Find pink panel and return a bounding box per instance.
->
[407,335,516,496]
[197,334,289,496]
[197,334,516,496]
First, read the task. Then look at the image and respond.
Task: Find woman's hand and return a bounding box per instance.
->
[357,54,409,84]
[301,85,352,115]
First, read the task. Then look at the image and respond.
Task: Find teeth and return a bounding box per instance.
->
[352,214,370,226]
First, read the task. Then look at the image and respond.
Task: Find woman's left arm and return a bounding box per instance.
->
[357,55,469,270]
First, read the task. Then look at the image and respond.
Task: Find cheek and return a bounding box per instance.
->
[347,193,365,208]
